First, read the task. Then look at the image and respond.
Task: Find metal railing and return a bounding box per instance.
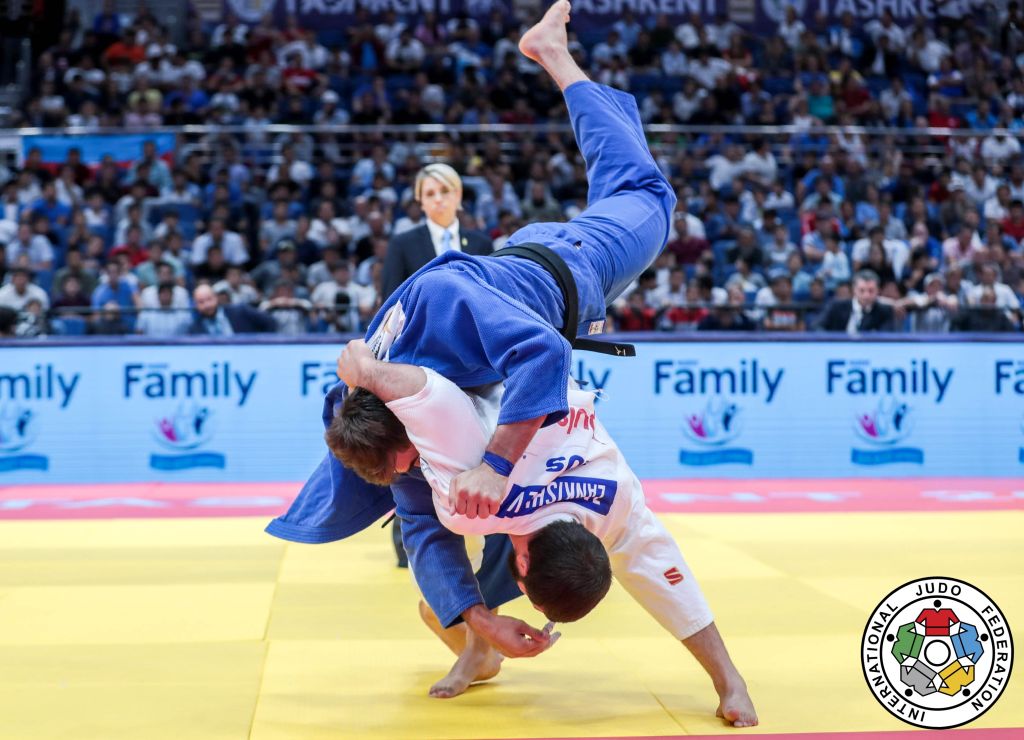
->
[4,302,1018,338]
[2,122,1014,174]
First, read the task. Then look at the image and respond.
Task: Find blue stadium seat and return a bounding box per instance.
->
[34,269,54,295]
[168,204,201,240]
[52,316,88,336]
[866,76,890,97]
[762,77,795,96]
[88,225,112,248]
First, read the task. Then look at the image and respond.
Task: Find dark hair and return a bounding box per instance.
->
[0,306,17,336]
[854,269,880,287]
[324,387,410,485]
[510,520,612,623]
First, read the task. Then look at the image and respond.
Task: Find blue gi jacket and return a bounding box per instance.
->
[266,380,521,627]
[366,251,573,426]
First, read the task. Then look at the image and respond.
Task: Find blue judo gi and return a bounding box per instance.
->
[267,81,676,627]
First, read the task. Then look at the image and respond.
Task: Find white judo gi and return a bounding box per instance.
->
[386,368,714,640]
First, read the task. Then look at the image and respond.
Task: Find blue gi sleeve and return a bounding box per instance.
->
[390,472,485,628]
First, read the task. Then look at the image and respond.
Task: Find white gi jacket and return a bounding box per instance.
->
[386,368,713,640]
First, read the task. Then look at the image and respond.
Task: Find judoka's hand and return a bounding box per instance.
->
[336,339,375,389]
[450,463,506,519]
[464,606,559,659]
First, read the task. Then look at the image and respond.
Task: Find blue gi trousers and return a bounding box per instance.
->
[267,82,675,628]
[507,80,676,334]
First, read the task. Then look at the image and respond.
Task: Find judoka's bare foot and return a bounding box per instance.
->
[715,680,758,728]
[519,1,570,63]
[428,644,503,699]
[518,2,587,91]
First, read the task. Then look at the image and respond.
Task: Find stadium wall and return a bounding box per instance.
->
[0,335,1021,483]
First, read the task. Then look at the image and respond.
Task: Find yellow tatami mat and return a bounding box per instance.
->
[0,512,1021,739]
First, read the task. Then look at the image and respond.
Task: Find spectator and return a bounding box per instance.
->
[942,223,984,266]
[140,262,190,309]
[51,275,92,315]
[725,256,766,293]
[6,223,54,272]
[91,261,140,321]
[0,306,17,337]
[698,285,757,331]
[613,289,657,331]
[136,283,191,337]
[953,286,1017,332]
[967,262,1021,321]
[817,235,851,290]
[90,302,129,335]
[190,218,249,266]
[903,273,958,333]
[764,223,798,269]
[757,271,804,331]
[251,240,307,294]
[213,265,260,306]
[189,284,275,335]
[817,270,895,333]
[311,261,375,332]
[259,279,312,334]
[0,268,49,311]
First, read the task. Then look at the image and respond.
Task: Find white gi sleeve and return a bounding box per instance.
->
[606,493,714,641]
[385,367,490,493]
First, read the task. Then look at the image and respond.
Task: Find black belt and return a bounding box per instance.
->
[493,243,635,357]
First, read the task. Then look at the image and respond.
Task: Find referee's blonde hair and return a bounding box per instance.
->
[414,163,462,201]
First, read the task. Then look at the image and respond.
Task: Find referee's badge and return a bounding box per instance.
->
[462,237,468,247]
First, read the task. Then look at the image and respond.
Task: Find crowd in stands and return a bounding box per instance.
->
[1,1,1023,338]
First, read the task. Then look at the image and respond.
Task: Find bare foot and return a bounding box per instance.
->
[518,1,571,64]
[428,646,503,699]
[715,682,759,728]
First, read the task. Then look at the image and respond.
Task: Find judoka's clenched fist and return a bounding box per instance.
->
[449,463,506,519]
[336,339,375,389]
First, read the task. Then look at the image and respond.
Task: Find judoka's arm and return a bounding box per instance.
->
[451,300,570,519]
[606,497,714,641]
[453,414,545,497]
[336,338,427,401]
[396,488,551,658]
[340,343,555,657]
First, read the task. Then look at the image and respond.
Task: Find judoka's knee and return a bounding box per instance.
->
[646,170,676,226]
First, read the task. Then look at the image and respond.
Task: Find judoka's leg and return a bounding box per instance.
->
[426,606,503,699]
[519,1,675,303]
[419,600,468,656]
[682,623,758,728]
[417,536,503,698]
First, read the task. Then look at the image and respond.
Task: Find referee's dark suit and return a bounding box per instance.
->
[381,223,493,300]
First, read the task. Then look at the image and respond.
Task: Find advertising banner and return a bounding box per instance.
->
[0,340,1020,483]
[221,0,962,37]
[577,341,1024,479]
[23,133,176,171]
